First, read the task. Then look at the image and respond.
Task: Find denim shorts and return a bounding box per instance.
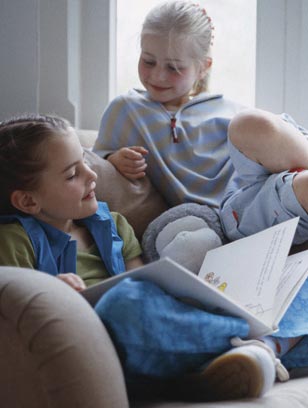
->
[220,138,308,245]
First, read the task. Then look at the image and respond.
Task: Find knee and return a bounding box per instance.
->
[228,109,278,149]
[292,171,308,213]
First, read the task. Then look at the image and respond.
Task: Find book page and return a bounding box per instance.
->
[82,257,274,337]
[273,250,308,325]
[198,218,299,327]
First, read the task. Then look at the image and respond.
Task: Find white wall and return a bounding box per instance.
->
[0,0,116,129]
[0,0,307,129]
[0,0,39,118]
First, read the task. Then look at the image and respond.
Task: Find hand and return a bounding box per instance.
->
[107,146,148,180]
[57,273,86,292]
[125,255,144,271]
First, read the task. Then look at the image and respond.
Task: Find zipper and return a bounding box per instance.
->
[159,93,222,144]
[170,115,179,143]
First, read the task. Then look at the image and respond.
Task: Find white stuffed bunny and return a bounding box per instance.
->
[142,203,227,274]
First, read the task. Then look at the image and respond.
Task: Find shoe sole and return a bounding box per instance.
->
[201,352,264,400]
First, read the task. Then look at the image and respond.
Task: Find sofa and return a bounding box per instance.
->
[1,129,308,407]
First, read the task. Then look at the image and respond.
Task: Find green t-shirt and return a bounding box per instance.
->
[0,212,142,287]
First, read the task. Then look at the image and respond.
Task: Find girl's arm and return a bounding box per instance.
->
[111,212,143,271]
[0,224,36,268]
[94,95,148,180]
[0,224,86,292]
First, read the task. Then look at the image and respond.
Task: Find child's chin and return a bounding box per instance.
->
[91,200,99,213]
[84,199,98,216]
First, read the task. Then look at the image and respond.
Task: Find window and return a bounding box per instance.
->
[117,0,257,107]
[4,1,305,130]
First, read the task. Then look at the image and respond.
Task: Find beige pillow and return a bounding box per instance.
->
[84,149,168,240]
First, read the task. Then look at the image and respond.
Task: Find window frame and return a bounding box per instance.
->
[256,0,308,129]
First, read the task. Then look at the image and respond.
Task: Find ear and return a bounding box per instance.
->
[199,57,212,79]
[10,190,41,215]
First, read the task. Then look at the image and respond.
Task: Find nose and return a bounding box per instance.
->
[153,66,167,82]
[85,162,97,184]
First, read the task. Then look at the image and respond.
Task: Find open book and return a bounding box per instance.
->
[82,217,308,338]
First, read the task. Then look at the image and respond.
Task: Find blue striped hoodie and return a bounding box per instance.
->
[94,89,245,210]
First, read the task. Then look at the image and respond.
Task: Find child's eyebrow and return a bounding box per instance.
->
[62,161,79,173]
[142,51,155,58]
[166,58,182,63]
[142,51,183,64]
[62,152,85,173]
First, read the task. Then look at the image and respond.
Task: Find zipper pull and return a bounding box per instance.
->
[170,117,179,143]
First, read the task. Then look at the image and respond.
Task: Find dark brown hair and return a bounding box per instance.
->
[0,113,71,214]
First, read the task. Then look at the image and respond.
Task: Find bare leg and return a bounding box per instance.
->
[228,109,308,173]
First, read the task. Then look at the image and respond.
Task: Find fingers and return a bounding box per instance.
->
[109,146,148,180]
[123,171,146,180]
[57,273,86,292]
[122,157,148,179]
[121,146,148,160]
[129,146,149,156]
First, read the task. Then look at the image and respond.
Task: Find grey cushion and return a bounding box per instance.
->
[84,148,168,240]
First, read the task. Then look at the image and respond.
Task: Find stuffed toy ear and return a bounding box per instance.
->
[142,203,227,273]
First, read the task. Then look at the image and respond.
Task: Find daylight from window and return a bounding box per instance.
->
[117,0,257,107]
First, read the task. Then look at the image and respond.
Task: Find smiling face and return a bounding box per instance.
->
[28,128,98,232]
[138,34,206,110]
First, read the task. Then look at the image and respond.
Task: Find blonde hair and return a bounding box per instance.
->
[141,0,214,94]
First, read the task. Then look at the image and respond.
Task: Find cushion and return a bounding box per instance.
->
[77,129,98,148]
[84,149,168,240]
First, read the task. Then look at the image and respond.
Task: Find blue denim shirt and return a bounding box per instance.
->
[0,202,125,277]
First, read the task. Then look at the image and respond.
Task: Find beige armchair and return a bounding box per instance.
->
[0,267,128,408]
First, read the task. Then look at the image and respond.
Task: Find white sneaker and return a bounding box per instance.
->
[199,337,289,400]
[231,337,290,382]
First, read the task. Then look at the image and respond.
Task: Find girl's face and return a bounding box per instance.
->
[31,128,98,232]
[138,34,205,109]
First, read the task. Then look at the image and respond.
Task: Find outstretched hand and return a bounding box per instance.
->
[107,146,148,180]
[57,273,86,292]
